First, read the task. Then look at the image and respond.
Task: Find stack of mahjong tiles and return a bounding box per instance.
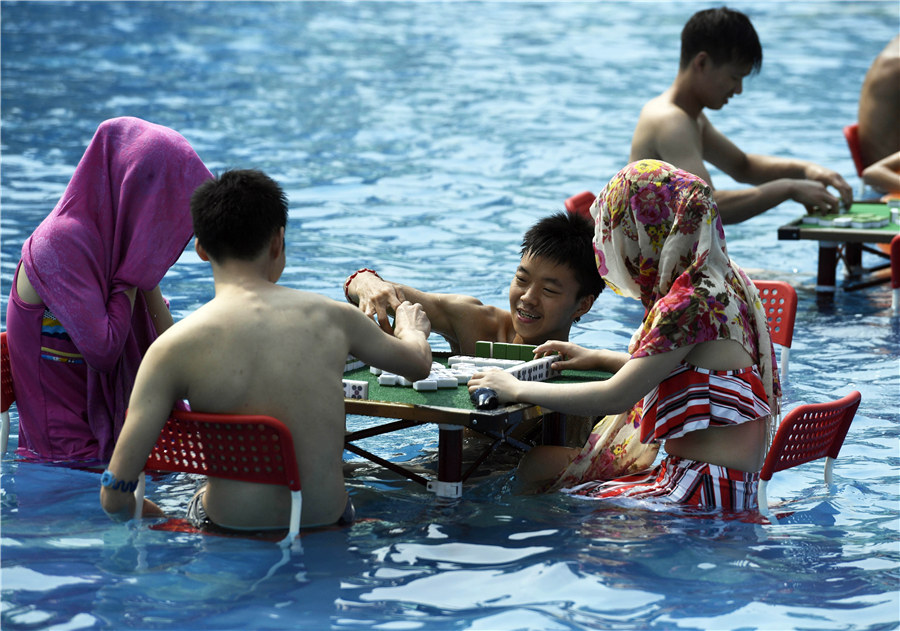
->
[340,342,561,400]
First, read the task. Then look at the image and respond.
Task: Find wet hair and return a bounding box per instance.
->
[190,169,288,262]
[680,7,762,74]
[520,211,605,300]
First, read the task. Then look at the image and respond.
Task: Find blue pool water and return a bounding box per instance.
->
[2,2,898,629]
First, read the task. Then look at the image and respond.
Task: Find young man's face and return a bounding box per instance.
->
[508,252,593,345]
[699,57,753,110]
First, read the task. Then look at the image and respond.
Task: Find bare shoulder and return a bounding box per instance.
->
[631,96,696,161]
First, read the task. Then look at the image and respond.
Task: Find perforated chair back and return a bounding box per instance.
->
[757,390,860,516]
[752,280,797,382]
[564,190,595,220]
[142,409,302,546]
[1,331,14,453]
[844,123,865,177]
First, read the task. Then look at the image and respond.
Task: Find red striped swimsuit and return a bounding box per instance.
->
[564,362,771,511]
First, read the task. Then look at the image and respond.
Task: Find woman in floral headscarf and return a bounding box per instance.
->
[469,160,781,511]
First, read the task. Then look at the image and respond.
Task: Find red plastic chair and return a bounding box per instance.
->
[1,331,14,454]
[758,390,861,517]
[752,280,798,383]
[565,190,595,220]
[137,409,303,547]
[891,233,900,315]
[844,123,865,177]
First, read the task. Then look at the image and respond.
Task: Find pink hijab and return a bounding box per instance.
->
[20,117,212,458]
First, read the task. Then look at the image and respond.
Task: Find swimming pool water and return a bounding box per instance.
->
[1,2,898,630]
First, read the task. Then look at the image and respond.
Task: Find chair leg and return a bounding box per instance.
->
[1,410,9,455]
[133,472,146,521]
[824,456,835,486]
[780,347,790,384]
[757,479,770,516]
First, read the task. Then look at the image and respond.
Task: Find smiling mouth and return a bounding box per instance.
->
[517,308,541,322]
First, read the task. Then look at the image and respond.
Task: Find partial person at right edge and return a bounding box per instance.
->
[859,34,900,197]
[629,6,852,224]
[100,170,433,532]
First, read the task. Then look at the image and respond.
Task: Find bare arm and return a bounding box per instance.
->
[468,346,692,417]
[99,338,182,520]
[142,286,175,335]
[534,340,630,373]
[342,300,433,381]
[862,151,900,193]
[346,269,500,350]
[704,123,853,223]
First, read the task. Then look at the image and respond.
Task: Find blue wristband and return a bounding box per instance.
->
[100,470,139,494]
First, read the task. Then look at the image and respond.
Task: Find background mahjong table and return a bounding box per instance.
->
[342,351,612,498]
[777,201,899,294]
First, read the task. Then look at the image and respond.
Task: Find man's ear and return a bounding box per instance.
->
[195,239,210,262]
[693,51,712,72]
[573,294,596,321]
[269,227,285,259]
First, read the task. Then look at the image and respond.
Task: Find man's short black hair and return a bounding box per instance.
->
[680,7,763,74]
[520,211,605,300]
[191,169,288,262]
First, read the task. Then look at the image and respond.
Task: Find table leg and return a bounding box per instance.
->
[845,243,863,277]
[427,424,463,498]
[817,241,838,294]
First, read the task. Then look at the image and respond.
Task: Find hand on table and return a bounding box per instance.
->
[467,368,522,405]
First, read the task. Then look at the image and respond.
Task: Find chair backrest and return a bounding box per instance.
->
[844,123,866,177]
[752,280,797,383]
[753,280,797,349]
[564,190,595,220]
[760,390,860,482]
[1,331,14,414]
[144,409,302,546]
[147,409,301,489]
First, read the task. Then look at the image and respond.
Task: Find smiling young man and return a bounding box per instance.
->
[629,7,852,224]
[344,211,604,358]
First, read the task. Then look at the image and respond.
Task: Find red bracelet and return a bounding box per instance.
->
[344,268,382,304]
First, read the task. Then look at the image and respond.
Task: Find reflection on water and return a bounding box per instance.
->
[2,2,898,630]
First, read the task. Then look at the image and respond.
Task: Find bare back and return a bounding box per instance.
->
[160,285,372,528]
[859,35,900,165]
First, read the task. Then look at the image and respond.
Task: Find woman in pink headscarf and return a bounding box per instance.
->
[469,160,781,511]
[6,117,213,462]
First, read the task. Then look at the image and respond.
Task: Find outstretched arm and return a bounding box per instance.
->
[342,301,433,382]
[345,268,500,352]
[704,124,853,223]
[467,345,692,417]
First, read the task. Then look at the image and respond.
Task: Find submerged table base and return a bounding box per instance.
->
[343,354,608,498]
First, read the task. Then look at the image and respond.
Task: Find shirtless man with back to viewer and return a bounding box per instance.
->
[100,169,432,531]
[630,6,852,224]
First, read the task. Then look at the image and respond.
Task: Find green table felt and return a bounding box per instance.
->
[778,202,899,243]
[795,202,899,231]
[344,357,612,412]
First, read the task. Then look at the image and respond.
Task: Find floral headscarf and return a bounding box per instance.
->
[590,160,780,422]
